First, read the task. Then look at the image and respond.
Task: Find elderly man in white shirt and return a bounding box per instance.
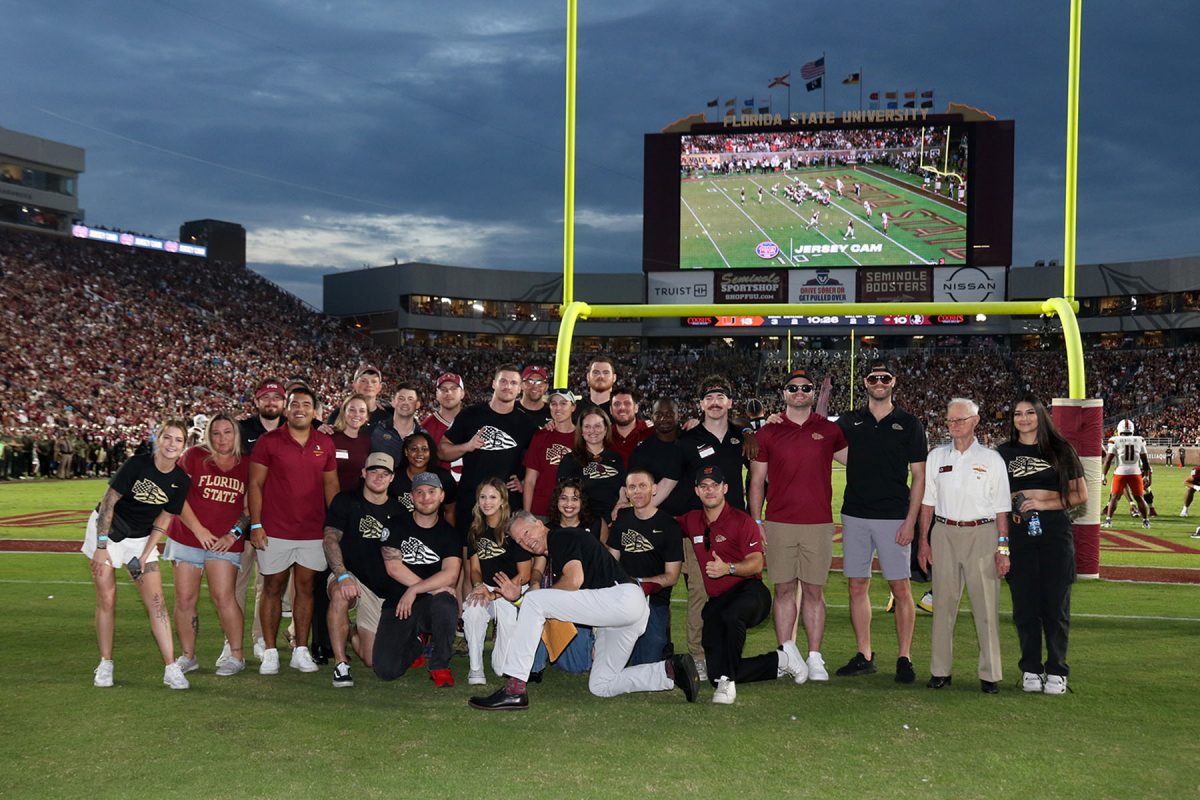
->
[917,398,1011,694]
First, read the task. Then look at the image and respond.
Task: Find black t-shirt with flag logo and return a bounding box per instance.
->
[380,514,462,606]
[444,403,538,528]
[547,527,633,591]
[628,435,690,517]
[609,507,683,606]
[103,453,190,541]
[389,465,458,513]
[555,448,626,519]
[325,489,407,598]
[467,526,533,586]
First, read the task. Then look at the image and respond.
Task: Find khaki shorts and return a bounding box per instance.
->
[257,537,326,575]
[763,521,834,586]
[326,571,383,634]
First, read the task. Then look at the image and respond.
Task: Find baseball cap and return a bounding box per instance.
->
[548,388,577,403]
[865,360,895,377]
[365,452,395,473]
[521,365,549,382]
[411,471,443,490]
[694,465,727,485]
[255,380,286,399]
[784,369,813,387]
[354,365,381,380]
[435,373,464,389]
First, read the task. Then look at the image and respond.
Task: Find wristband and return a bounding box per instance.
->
[997,536,1009,543]
[250,523,263,531]
[742,427,754,433]
[336,573,351,583]
[98,535,110,542]
[997,546,1010,556]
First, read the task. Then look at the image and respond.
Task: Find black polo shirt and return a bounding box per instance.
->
[680,422,747,511]
[628,435,690,517]
[837,404,927,520]
[238,416,282,454]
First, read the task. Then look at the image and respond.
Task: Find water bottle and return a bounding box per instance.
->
[1027,511,1043,537]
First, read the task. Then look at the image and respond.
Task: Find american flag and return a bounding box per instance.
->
[800,57,825,80]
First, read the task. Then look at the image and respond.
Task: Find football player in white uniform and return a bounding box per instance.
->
[1101,419,1151,529]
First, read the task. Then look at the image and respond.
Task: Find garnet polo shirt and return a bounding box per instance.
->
[836,405,928,520]
[251,425,337,540]
[753,412,847,524]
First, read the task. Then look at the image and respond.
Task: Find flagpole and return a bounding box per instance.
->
[859,67,863,110]
[788,73,792,118]
[822,51,826,113]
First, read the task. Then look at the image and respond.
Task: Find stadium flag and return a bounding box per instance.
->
[920,100,934,109]
[706,97,719,107]
[768,71,790,88]
[744,97,755,108]
[800,57,825,80]
[904,90,916,99]
[758,103,771,113]
[842,72,860,84]
[903,100,915,108]
[886,100,898,109]
[806,76,822,92]
[921,89,935,98]
[885,91,897,99]
[869,91,879,100]
[868,101,880,110]
[725,97,736,107]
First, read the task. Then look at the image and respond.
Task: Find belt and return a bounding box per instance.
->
[934,515,995,528]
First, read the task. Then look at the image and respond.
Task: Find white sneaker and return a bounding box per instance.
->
[252,637,267,661]
[163,663,190,690]
[806,652,829,682]
[94,659,113,688]
[1181,507,1190,518]
[216,640,233,668]
[1192,527,1200,539]
[468,669,487,686]
[694,659,709,684]
[1141,519,1151,530]
[918,591,935,613]
[777,640,809,684]
[1022,671,1044,693]
[712,676,737,705]
[215,658,245,677]
[290,646,319,673]
[1102,517,1112,528]
[174,655,199,674]
[1043,674,1068,695]
[260,647,280,675]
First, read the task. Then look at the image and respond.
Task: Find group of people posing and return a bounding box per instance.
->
[83,355,1085,706]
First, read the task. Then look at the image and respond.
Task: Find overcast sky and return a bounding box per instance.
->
[3,1,1195,309]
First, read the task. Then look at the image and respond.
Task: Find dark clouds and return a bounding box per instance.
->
[2,1,1194,308]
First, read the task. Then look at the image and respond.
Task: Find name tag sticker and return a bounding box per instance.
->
[336,449,349,460]
[698,445,716,459]
[692,535,705,544]
[939,465,953,473]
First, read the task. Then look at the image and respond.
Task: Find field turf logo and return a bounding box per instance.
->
[755,241,780,260]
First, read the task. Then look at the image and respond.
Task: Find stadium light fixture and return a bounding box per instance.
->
[976,313,987,322]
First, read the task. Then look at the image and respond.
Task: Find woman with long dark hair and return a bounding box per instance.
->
[997,395,1087,696]
[555,409,626,527]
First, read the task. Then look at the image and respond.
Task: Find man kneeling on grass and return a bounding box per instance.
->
[468,511,700,710]
[374,472,461,687]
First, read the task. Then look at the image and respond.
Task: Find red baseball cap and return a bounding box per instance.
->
[521,365,549,381]
[255,381,286,399]
[435,373,464,389]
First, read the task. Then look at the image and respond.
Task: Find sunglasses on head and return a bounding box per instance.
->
[865,374,894,385]
[784,384,815,394]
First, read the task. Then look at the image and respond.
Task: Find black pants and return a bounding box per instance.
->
[1006,511,1075,677]
[372,592,458,680]
[310,568,332,654]
[701,579,777,684]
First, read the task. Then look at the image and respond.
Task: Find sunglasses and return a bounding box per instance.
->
[865,375,894,385]
[784,384,815,394]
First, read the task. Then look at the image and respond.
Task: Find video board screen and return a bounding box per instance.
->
[643,117,1013,273]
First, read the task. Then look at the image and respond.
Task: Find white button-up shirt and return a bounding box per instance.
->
[922,439,1012,521]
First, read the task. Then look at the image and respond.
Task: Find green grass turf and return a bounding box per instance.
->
[679,168,965,269]
[0,552,1196,798]
[6,473,1197,570]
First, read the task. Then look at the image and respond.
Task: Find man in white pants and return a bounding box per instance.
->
[467,512,700,710]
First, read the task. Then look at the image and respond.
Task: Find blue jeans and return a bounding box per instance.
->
[532,625,594,673]
[628,603,670,666]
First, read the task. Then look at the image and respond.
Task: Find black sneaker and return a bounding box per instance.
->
[670,654,700,702]
[332,661,353,688]
[835,651,877,677]
[895,657,916,684]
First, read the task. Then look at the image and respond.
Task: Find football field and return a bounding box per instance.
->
[680,166,966,269]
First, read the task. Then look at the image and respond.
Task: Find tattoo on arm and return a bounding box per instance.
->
[322,526,346,574]
[97,488,120,535]
[381,547,403,562]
